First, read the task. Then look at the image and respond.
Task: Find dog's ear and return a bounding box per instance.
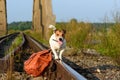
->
[62,29,66,34]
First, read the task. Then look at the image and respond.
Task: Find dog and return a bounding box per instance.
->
[49,25,66,60]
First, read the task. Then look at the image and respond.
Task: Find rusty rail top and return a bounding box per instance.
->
[61,61,87,80]
[0,32,19,41]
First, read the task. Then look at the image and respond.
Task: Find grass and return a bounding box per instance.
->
[7,19,120,65]
[24,30,48,45]
[56,20,92,49]
[5,33,23,55]
[55,19,120,65]
[87,23,120,65]
[25,21,92,49]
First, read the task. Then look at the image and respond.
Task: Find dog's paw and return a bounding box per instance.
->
[55,57,59,59]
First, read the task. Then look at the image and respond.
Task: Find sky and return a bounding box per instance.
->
[6,0,120,23]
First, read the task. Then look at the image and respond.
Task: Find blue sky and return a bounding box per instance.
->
[7,0,120,23]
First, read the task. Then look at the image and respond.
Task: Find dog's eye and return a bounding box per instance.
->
[62,34,64,37]
[56,34,59,36]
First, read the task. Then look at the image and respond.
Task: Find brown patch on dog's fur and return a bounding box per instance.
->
[55,29,66,38]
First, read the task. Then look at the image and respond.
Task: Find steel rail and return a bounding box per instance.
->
[0,32,19,41]
[61,61,87,80]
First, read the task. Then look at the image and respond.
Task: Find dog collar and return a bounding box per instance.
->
[52,39,63,46]
[52,39,58,42]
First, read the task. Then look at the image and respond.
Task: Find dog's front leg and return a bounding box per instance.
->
[59,49,65,60]
[51,48,59,59]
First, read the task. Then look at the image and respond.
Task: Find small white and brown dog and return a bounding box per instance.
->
[49,25,66,60]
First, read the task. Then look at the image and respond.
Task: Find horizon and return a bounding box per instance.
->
[8,20,117,24]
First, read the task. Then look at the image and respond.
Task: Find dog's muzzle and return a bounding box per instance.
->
[59,38,63,42]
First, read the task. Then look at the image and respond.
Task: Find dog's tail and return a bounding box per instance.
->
[49,25,56,30]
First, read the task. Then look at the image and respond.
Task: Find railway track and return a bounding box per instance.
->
[0,33,87,80]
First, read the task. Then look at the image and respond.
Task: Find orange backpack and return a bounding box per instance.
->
[24,49,52,77]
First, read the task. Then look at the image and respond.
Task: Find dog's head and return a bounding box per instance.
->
[54,29,66,45]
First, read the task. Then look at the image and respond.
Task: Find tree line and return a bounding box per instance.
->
[8,21,32,31]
